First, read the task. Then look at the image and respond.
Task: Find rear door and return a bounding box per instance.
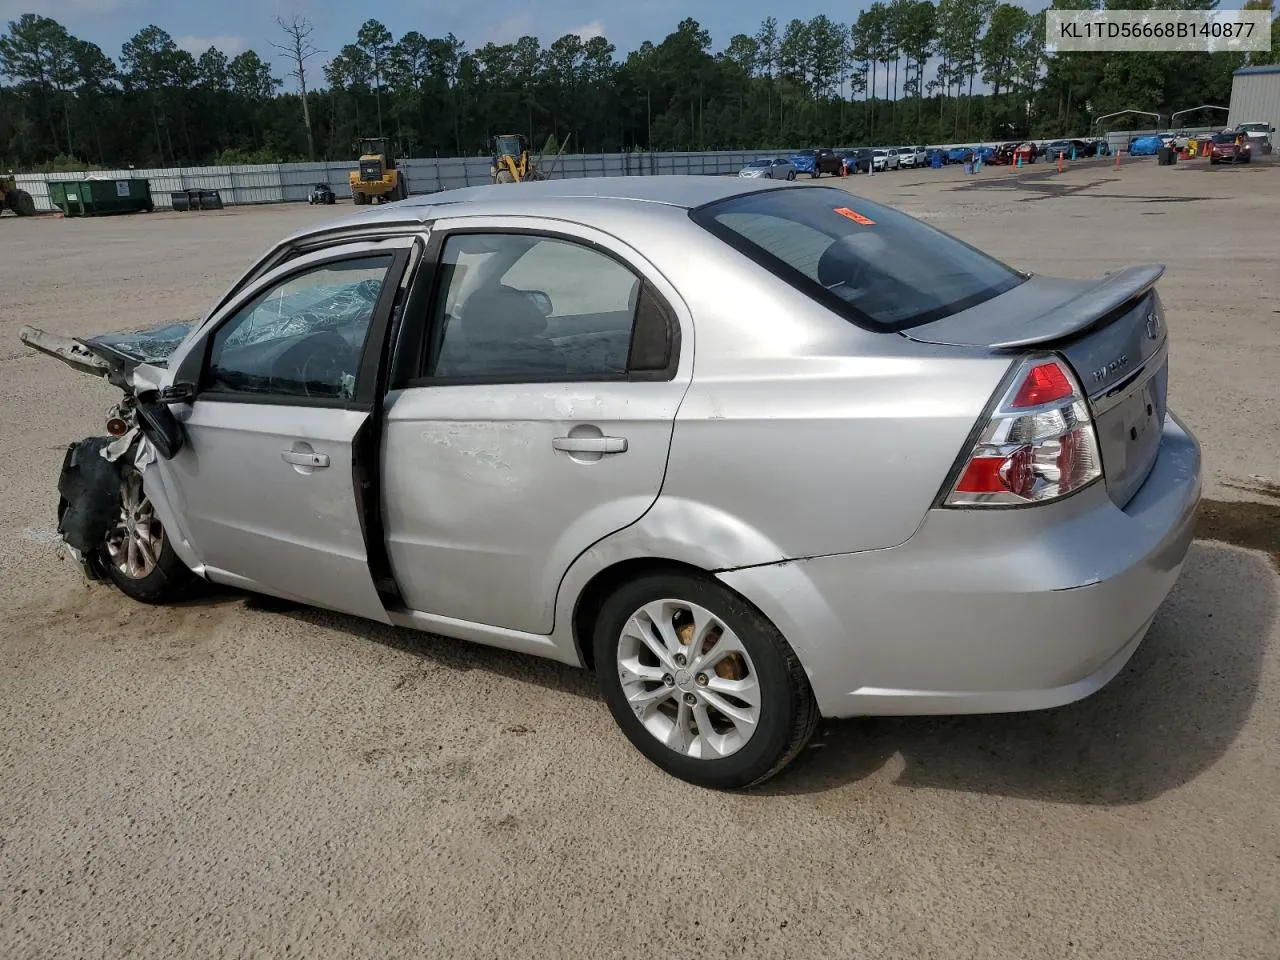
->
[156,237,418,620]
[381,217,693,634]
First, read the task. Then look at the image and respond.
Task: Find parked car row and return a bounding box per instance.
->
[737,129,1241,181]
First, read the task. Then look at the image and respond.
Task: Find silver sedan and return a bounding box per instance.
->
[738,157,796,180]
[22,177,1201,789]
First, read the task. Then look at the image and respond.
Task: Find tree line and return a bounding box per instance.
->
[0,1,1274,170]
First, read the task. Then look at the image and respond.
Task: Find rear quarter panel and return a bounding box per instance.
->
[625,215,1013,562]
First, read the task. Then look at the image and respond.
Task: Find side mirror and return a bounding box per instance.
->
[134,389,186,459]
[523,290,553,317]
[156,381,195,404]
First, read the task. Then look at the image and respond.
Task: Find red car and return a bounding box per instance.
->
[1209,131,1252,164]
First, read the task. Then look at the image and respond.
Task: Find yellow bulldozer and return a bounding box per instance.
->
[489,134,541,183]
[1,173,36,216]
[488,133,571,184]
[348,137,408,205]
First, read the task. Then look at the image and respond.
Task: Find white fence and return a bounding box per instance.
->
[15,150,793,213]
[19,130,1222,213]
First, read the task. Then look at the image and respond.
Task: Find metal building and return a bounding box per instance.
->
[1227,64,1280,136]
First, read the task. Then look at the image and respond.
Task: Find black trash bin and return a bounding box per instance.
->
[170,191,190,212]
[1157,146,1175,166]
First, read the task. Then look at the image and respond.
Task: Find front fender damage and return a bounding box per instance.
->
[55,432,158,581]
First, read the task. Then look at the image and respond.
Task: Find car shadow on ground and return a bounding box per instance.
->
[249,594,602,702]
[759,540,1275,804]
[223,538,1273,805]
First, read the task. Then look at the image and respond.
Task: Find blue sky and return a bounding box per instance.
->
[2,0,1259,91]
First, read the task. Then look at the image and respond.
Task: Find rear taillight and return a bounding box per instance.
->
[943,355,1101,507]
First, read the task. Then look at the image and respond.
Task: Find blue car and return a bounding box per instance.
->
[924,147,947,166]
[947,146,973,164]
[788,152,815,175]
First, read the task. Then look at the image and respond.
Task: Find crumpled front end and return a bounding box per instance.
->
[21,324,181,581]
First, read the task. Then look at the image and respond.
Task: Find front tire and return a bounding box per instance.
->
[594,572,818,789]
[95,469,196,604]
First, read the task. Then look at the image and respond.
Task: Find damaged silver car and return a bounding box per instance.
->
[22,177,1202,789]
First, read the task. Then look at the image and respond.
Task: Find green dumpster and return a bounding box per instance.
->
[47,178,154,217]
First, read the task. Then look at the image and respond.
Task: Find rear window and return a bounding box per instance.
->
[691,186,1025,330]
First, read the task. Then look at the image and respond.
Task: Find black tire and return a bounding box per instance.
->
[12,189,35,216]
[593,572,818,789]
[93,468,198,604]
[787,170,796,181]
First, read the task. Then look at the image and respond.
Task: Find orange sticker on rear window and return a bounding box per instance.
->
[834,206,875,225]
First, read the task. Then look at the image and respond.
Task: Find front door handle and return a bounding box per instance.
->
[552,436,628,454]
[282,450,330,468]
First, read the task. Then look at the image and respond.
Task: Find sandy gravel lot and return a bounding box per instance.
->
[2,158,1278,959]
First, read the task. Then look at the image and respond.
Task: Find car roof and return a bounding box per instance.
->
[287,175,789,241]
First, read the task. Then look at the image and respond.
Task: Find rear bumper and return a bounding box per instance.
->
[718,411,1202,719]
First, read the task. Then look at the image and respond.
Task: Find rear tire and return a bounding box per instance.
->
[11,189,35,216]
[593,572,818,789]
[94,468,197,604]
[787,170,796,181]
[496,169,516,184]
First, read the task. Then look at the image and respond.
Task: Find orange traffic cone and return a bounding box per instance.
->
[1114,150,1121,170]
[1057,152,1064,173]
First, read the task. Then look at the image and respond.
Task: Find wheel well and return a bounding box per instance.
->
[571,558,715,672]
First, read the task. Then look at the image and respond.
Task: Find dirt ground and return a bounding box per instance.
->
[2,157,1278,959]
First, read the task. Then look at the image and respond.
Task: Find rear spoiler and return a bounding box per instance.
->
[903,264,1165,350]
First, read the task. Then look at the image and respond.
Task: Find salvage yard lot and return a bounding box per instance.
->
[2,159,1278,959]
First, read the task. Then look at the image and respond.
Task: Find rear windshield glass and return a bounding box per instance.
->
[691,186,1025,330]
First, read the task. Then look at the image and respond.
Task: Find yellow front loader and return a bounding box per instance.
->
[348,137,408,205]
[1,173,35,216]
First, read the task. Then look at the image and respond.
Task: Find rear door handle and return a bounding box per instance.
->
[281,450,330,468]
[552,436,628,454]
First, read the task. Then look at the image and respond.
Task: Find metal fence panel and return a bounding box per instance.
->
[9,143,1009,213]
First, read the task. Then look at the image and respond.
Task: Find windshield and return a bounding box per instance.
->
[691,186,1025,331]
[1211,133,1237,143]
[746,160,770,167]
[873,150,886,156]
[1239,122,1268,132]
[494,136,523,157]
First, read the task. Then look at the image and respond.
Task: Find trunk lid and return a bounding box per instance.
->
[903,265,1170,508]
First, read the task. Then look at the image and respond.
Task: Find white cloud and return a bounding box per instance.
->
[479,15,609,47]
[480,14,535,46]
[570,20,606,42]
[176,34,245,56]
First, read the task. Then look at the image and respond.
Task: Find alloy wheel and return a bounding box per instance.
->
[104,471,164,581]
[616,599,761,759]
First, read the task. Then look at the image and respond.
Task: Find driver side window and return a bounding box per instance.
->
[205,255,393,402]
